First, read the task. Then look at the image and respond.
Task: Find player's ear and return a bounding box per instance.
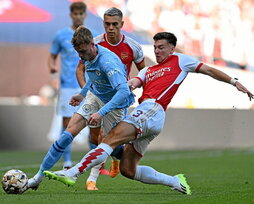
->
[120,21,124,28]
[169,45,175,54]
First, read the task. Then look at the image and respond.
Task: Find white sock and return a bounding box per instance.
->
[33,172,44,181]
[67,143,113,177]
[86,162,105,183]
[64,161,72,168]
[134,165,177,187]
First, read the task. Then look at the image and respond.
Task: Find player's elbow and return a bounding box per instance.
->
[118,83,131,95]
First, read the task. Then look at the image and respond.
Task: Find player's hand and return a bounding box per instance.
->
[128,81,136,91]
[49,72,59,90]
[69,94,84,106]
[88,112,102,126]
[235,81,254,101]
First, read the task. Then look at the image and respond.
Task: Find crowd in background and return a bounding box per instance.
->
[84,0,254,71]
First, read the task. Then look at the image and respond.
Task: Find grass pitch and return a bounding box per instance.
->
[0,149,254,204]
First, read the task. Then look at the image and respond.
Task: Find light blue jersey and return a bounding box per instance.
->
[80,45,135,116]
[50,27,98,88]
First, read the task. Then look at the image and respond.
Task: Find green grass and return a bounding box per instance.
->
[0,150,254,204]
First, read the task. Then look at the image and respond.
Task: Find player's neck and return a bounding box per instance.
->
[106,34,122,45]
[71,24,83,31]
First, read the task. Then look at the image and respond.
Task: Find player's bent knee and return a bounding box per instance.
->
[120,166,135,179]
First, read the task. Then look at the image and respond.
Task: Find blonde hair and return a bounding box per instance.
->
[71,26,93,48]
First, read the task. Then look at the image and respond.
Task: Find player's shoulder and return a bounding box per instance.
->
[98,45,122,65]
[123,35,142,48]
[173,52,199,62]
[54,27,72,38]
[94,33,105,44]
[98,45,117,59]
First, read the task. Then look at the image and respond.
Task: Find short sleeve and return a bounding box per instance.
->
[177,53,203,73]
[50,32,61,55]
[136,66,148,83]
[125,36,145,64]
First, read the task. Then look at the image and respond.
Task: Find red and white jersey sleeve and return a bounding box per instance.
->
[136,66,149,84]
[124,35,144,65]
[138,53,203,110]
[94,33,144,77]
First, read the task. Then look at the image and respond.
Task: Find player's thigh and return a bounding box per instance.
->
[102,108,126,136]
[120,144,142,179]
[103,121,137,149]
[66,113,87,136]
[123,100,165,156]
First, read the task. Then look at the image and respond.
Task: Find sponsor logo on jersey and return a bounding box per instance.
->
[107,69,119,77]
[146,67,171,82]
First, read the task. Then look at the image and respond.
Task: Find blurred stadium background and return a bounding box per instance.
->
[0,0,254,151]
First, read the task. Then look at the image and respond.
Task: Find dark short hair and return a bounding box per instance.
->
[70,2,87,13]
[153,32,177,46]
[72,26,93,47]
[104,7,123,20]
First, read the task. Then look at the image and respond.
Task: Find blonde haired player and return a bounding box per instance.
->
[76,7,145,190]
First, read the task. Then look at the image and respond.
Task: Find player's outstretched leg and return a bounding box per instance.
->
[26,131,74,191]
[44,143,113,186]
[133,165,191,195]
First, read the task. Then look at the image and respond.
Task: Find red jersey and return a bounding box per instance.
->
[136,53,203,110]
[94,33,144,77]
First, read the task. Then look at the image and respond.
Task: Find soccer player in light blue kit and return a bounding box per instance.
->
[25,26,134,191]
[48,2,98,170]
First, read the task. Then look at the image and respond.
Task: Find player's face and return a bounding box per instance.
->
[103,15,123,40]
[70,9,86,27]
[154,39,175,63]
[75,42,96,61]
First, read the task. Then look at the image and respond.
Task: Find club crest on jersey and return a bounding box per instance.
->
[96,71,101,76]
[121,52,129,60]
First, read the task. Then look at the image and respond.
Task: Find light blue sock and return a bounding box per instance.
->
[63,144,72,167]
[38,131,74,176]
[62,128,72,167]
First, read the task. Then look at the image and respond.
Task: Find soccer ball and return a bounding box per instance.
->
[2,169,28,194]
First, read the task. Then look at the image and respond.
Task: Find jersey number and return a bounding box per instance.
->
[133,110,143,117]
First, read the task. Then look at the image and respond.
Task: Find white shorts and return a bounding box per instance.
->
[76,91,126,135]
[123,99,165,156]
[57,88,80,117]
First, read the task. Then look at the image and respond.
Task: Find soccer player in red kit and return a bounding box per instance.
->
[76,7,145,190]
[45,32,253,194]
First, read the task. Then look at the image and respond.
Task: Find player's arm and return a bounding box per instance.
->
[128,78,142,91]
[98,82,130,117]
[48,53,58,73]
[134,59,146,71]
[128,66,148,90]
[76,61,86,88]
[199,64,254,101]
[48,53,59,89]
